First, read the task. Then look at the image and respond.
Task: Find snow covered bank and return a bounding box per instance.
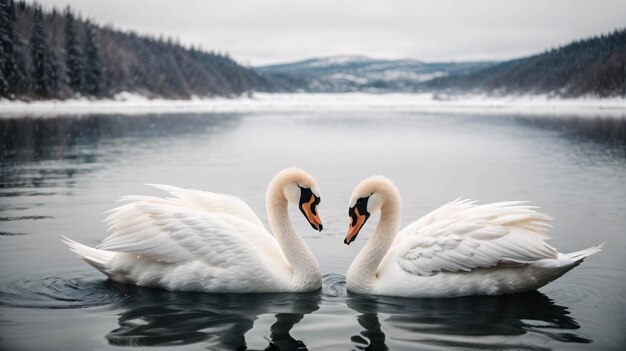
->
[1,92,625,118]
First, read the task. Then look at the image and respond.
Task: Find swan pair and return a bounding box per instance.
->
[63,168,603,298]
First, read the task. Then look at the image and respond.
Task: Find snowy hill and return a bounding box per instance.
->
[256,56,495,92]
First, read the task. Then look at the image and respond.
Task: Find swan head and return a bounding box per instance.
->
[270,167,323,232]
[345,175,399,245]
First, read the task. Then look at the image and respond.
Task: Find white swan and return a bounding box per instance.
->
[344,176,604,298]
[62,168,323,293]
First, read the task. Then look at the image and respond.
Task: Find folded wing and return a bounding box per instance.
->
[147,184,265,228]
[98,196,288,281]
[396,200,558,276]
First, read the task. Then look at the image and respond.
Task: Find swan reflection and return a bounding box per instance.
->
[346,291,591,350]
[106,284,320,349]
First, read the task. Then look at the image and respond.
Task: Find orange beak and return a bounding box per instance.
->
[345,207,367,245]
[302,194,323,231]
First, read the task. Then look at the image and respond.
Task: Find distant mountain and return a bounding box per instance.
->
[256,56,495,92]
[424,29,626,97]
[258,30,626,97]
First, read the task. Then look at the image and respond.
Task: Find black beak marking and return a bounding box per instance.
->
[298,186,322,231]
[345,196,370,245]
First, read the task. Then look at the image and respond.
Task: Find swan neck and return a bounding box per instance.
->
[348,192,401,293]
[266,183,321,290]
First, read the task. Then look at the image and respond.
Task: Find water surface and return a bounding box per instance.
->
[1,111,624,350]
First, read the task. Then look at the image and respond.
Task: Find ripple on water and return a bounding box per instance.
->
[0,270,128,309]
[541,267,625,304]
[321,273,347,302]
[0,272,347,310]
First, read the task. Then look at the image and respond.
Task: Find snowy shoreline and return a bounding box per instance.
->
[1,92,625,118]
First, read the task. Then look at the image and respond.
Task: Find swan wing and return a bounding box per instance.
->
[146,184,265,228]
[97,197,289,277]
[395,199,558,276]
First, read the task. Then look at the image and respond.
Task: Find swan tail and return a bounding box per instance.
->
[521,243,605,292]
[531,242,604,270]
[61,235,115,272]
[564,242,605,262]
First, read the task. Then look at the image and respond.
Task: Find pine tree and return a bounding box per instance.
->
[30,4,58,98]
[0,54,7,96]
[8,0,28,96]
[0,0,24,97]
[64,6,83,93]
[0,0,8,97]
[83,21,104,96]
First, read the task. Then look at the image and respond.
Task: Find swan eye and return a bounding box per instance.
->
[356,197,369,212]
[298,186,313,205]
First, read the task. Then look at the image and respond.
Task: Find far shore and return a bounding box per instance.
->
[1,92,625,118]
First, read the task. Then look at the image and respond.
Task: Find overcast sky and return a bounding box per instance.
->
[37,0,625,66]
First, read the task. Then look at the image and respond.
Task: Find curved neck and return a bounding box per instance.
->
[347,189,402,293]
[266,183,321,290]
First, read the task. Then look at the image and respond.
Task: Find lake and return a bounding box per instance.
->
[0,109,624,350]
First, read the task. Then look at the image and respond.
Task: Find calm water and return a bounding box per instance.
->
[0,110,624,350]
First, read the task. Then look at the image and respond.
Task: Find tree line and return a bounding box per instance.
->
[0,1,279,100]
[424,29,626,97]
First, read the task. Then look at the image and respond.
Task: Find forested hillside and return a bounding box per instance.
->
[0,1,276,100]
[424,29,626,97]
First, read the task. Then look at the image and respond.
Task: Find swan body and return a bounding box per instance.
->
[344,176,604,298]
[63,168,323,293]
